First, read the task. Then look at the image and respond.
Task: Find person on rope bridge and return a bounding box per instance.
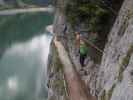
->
[75,32,89,67]
[75,31,100,67]
[75,32,80,56]
[79,37,89,67]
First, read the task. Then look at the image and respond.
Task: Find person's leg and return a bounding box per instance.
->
[80,55,83,66]
[83,54,87,66]
[80,55,85,67]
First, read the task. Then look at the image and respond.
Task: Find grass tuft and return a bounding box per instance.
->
[118,45,133,82]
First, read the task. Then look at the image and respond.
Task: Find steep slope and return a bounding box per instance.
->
[47,0,133,100]
[97,0,133,100]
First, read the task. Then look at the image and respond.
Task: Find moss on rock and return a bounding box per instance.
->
[48,42,68,100]
[107,84,116,100]
[118,45,133,82]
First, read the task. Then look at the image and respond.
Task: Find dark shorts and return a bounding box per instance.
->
[80,54,87,67]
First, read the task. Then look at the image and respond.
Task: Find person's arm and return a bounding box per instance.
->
[83,38,103,54]
[75,35,80,48]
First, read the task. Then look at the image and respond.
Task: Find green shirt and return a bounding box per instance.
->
[80,43,88,55]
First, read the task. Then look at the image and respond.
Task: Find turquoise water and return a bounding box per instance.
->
[0,12,53,100]
[0,13,53,47]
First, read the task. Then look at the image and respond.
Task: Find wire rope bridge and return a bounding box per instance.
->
[0,7,54,15]
[54,36,97,100]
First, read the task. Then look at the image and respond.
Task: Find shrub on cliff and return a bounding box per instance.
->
[65,0,111,32]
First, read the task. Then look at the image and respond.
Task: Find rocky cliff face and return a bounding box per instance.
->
[47,0,78,99]
[97,0,133,100]
[47,42,68,100]
[47,1,74,100]
[47,0,133,100]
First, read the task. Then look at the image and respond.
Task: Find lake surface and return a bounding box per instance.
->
[0,12,53,100]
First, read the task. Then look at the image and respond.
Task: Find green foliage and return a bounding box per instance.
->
[54,79,65,95]
[51,44,67,96]
[53,44,64,73]
[65,0,111,32]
